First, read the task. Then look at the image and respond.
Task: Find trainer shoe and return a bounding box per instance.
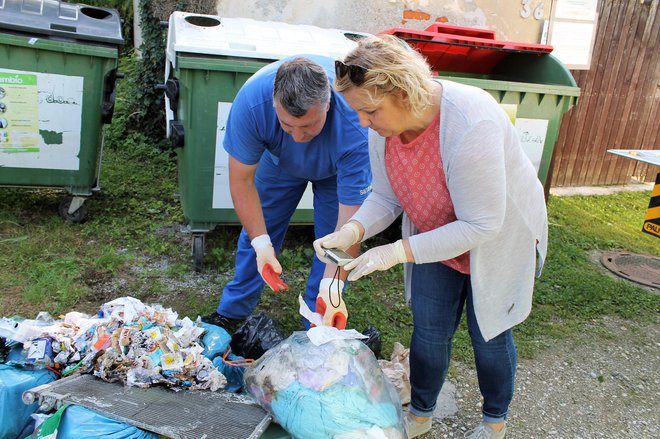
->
[201,312,244,333]
[464,422,506,439]
[404,412,432,438]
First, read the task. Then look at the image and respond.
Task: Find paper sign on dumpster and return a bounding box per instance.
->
[0,68,83,170]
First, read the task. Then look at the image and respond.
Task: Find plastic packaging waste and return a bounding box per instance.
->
[0,317,20,341]
[24,404,68,439]
[2,297,227,391]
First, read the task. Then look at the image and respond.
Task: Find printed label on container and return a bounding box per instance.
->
[211,101,315,211]
[0,68,83,170]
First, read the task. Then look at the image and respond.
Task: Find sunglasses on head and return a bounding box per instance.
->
[335,60,368,86]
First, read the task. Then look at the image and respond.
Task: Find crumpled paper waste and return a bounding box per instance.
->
[0,297,227,391]
[378,342,411,405]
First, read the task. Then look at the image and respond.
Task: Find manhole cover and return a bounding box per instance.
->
[600,251,660,289]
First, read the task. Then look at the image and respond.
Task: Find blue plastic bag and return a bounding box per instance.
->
[212,352,248,393]
[200,322,232,360]
[0,364,57,439]
[57,405,160,439]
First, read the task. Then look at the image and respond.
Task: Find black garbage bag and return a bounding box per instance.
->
[0,338,8,363]
[361,325,382,359]
[230,312,285,360]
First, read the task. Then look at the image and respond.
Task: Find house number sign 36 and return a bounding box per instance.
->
[520,0,545,20]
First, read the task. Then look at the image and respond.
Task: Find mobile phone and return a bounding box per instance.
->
[324,248,354,266]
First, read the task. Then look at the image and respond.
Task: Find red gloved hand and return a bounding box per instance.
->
[251,234,283,291]
[315,278,347,329]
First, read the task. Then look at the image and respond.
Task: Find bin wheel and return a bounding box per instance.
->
[58,196,88,223]
[192,234,205,272]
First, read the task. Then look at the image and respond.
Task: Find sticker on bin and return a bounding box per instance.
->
[0,68,83,171]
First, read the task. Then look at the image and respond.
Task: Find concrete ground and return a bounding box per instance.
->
[549,182,653,197]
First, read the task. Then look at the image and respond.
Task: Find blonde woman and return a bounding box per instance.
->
[313,35,548,438]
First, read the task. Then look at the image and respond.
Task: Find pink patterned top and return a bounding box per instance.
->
[385,111,470,274]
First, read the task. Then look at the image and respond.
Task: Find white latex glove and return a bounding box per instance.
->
[251,234,282,289]
[313,222,361,264]
[316,278,348,329]
[344,240,408,282]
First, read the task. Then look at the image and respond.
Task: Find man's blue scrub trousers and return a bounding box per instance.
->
[217,152,338,327]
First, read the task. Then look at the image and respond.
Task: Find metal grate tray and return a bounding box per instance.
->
[24,374,272,439]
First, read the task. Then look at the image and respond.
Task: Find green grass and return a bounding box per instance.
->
[0,54,657,361]
[1,144,658,360]
[514,193,659,357]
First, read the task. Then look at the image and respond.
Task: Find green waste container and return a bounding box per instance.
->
[381,23,580,190]
[163,12,367,270]
[0,0,123,222]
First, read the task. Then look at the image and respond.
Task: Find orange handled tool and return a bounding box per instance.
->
[262,263,288,292]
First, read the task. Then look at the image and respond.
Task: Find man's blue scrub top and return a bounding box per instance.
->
[223,54,371,205]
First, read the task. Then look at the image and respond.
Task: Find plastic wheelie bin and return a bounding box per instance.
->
[162,12,368,270]
[0,0,123,222]
[381,23,580,189]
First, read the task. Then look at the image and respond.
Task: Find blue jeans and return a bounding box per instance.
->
[217,153,338,327]
[408,262,517,424]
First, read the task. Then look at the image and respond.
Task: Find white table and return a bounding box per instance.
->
[607,149,660,238]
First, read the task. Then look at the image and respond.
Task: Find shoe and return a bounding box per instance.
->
[201,312,245,333]
[464,422,506,439]
[404,412,432,438]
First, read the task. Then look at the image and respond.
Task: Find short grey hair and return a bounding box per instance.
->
[273,58,331,117]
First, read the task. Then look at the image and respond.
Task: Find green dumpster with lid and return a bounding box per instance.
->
[163,12,367,270]
[0,0,123,222]
[381,23,580,190]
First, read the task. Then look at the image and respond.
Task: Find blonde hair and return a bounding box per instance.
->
[334,35,436,118]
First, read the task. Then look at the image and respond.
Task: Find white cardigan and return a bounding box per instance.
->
[351,80,548,341]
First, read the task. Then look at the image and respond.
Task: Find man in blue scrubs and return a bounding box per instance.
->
[202,55,371,330]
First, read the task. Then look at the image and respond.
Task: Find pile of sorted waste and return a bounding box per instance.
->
[2,297,411,439]
[1,296,227,391]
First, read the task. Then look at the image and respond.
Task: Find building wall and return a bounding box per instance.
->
[214,0,549,43]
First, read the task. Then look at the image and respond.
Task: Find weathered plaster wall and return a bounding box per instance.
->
[215,0,550,43]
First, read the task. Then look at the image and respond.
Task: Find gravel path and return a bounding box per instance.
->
[425,316,659,439]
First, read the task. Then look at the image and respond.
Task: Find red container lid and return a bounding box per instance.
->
[379,24,552,74]
[425,23,496,40]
